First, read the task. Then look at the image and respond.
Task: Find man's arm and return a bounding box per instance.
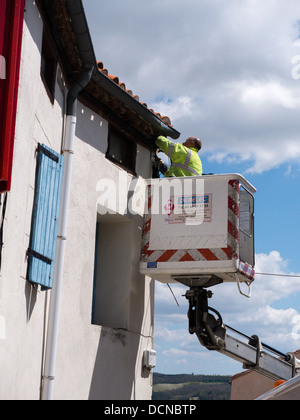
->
[155,135,173,155]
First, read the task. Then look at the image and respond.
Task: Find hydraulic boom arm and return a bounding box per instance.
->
[185,287,300,382]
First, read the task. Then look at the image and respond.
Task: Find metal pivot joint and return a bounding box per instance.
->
[244,334,263,372]
[285,353,300,378]
[185,287,226,351]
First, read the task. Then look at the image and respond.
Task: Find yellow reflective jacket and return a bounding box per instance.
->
[156,135,203,177]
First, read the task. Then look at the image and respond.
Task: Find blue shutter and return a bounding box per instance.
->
[27,144,64,290]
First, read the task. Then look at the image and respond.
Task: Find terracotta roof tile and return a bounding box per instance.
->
[107,74,119,84]
[162,116,171,125]
[96,60,173,127]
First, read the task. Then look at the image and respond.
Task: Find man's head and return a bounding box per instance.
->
[183,137,202,151]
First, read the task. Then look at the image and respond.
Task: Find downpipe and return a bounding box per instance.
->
[41,67,93,401]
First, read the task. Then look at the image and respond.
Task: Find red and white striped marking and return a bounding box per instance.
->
[239,261,255,281]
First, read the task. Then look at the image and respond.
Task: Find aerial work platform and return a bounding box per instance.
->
[140,175,300,384]
[140,174,256,293]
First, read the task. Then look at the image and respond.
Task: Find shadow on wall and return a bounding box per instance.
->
[88,326,151,400]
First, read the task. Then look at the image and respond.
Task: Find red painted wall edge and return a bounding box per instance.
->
[0,0,25,193]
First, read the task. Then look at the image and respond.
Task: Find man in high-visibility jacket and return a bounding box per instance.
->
[155,135,203,177]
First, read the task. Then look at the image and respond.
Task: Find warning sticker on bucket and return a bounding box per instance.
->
[164,194,212,225]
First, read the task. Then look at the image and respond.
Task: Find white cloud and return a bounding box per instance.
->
[236,80,300,109]
[162,347,211,359]
[218,252,300,349]
[254,252,300,302]
[175,359,188,366]
[154,324,190,344]
[150,96,201,122]
[252,306,298,326]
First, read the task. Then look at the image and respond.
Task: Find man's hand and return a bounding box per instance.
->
[155,148,162,157]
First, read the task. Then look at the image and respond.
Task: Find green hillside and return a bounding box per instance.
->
[152,373,231,400]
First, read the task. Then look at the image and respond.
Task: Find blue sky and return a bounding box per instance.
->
[83,0,300,376]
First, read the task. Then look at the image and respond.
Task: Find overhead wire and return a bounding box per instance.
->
[167,283,180,307]
[256,272,300,278]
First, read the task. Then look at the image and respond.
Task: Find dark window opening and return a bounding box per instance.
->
[92,217,133,328]
[106,126,137,174]
[41,30,57,102]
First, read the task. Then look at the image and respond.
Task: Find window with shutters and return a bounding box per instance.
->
[106,125,137,174]
[27,144,64,290]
